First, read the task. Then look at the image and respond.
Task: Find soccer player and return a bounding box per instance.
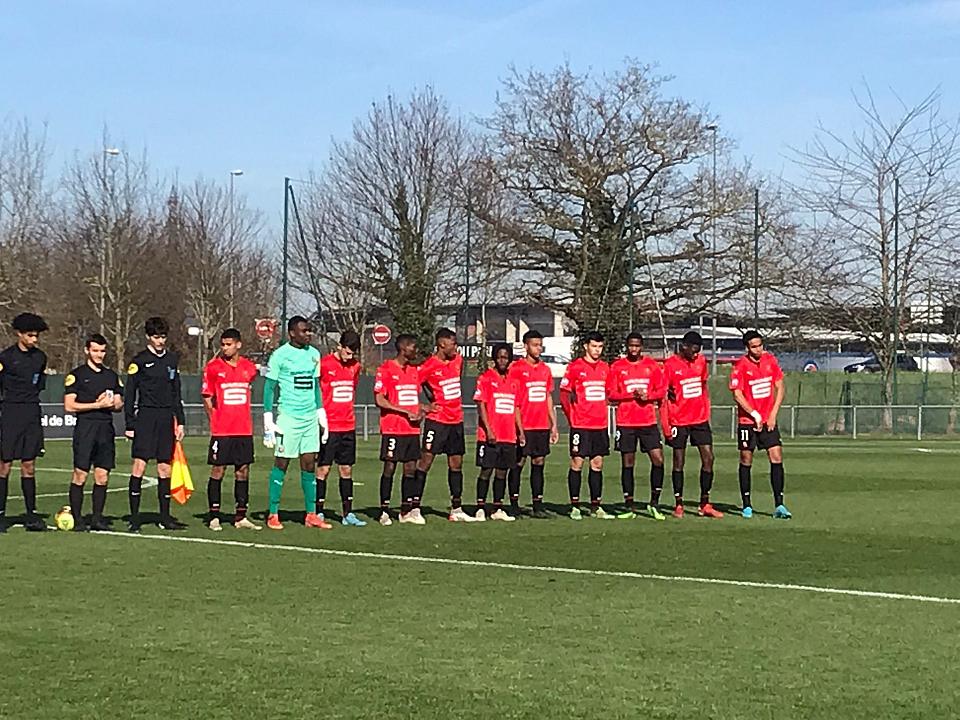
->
[608,332,667,521]
[374,334,424,525]
[261,316,330,531]
[508,330,558,519]
[473,343,525,522]
[316,330,366,527]
[201,328,261,531]
[0,312,50,533]
[729,330,791,519]
[559,331,614,520]
[415,328,473,523]
[662,331,723,519]
[124,316,187,532]
[63,333,123,532]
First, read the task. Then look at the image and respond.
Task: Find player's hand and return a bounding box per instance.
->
[750,410,763,430]
[95,392,112,409]
[317,408,329,444]
[175,424,185,442]
[517,431,526,447]
[263,412,280,448]
[765,414,777,432]
[124,430,134,440]
[407,411,421,424]
[549,426,559,445]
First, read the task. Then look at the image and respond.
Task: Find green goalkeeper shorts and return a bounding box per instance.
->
[275,413,320,459]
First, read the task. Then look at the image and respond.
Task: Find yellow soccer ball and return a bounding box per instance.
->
[55,506,75,531]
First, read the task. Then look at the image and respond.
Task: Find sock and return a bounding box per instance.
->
[530,465,545,507]
[476,474,491,511]
[315,478,327,514]
[0,476,7,521]
[621,465,635,507]
[567,469,582,506]
[507,466,521,508]
[268,466,285,515]
[234,479,249,520]
[128,475,143,518]
[771,463,785,506]
[650,465,664,506]
[207,477,222,519]
[672,470,684,506]
[339,477,353,516]
[69,483,84,519]
[412,468,427,509]
[739,464,752,508]
[588,469,602,508]
[400,475,415,514]
[448,469,463,509]
[92,483,107,518]
[21,476,37,515]
[699,469,714,505]
[157,477,172,518]
[379,474,393,513]
[493,474,507,510]
[300,471,317,513]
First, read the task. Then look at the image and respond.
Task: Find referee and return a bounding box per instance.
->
[124,317,186,532]
[0,312,49,533]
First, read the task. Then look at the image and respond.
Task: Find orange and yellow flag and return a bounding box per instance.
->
[170,440,194,505]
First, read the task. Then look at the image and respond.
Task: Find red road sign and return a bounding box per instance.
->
[372,324,392,346]
[255,318,277,340]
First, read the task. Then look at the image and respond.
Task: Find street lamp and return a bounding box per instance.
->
[187,324,203,371]
[99,148,121,335]
[229,169,244,328]
[705,124,718,375]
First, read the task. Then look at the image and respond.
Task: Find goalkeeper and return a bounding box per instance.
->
[262,316,331,530]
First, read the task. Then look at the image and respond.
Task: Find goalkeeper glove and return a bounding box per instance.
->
[263,412,280,448]
[317,407,329,444]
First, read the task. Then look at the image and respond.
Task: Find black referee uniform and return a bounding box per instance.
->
[0,343,47,531]
[124,348,185,531]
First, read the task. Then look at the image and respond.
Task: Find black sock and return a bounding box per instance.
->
[21,476,37,516]
[672,470,684,505]
[567,469,582,505]
[771,463,785,506]
[69,483,84,519]
[92,483,107,518]
[234,479,249,520]
[621,465,635,507]
[699,469,714,505]
[588,469,603,507]
[400,475,415,514]
[413,468,427,509]
[493,474,506,509]
[476,473,491,510]
[128,475,143,518]
[207,477,222,519]
[739,464,752,508]
[650,464,664,506]
[316,478,327,514]
[530,465,545,507]
[158,477,172,518]
[379,474,393,513]
[448,469,463,509]
[0,476,7,521]
[339,477,353,516]
[508,465,521,508]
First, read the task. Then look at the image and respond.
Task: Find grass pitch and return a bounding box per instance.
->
[2,437,959,719]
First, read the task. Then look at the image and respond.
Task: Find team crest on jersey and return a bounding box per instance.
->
[64,374,76,387]
[127,363,139,375]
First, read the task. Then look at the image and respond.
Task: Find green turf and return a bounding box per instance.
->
[2,436,959,719]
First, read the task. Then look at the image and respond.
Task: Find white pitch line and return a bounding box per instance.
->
[94,531,960,606]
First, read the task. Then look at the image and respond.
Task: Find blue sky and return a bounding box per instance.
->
[3,0,959,227]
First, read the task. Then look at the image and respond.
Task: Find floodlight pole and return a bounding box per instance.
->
[892,177,900,406]
[282,176,290,334]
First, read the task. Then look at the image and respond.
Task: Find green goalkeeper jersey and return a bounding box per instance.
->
[266,342,321,418]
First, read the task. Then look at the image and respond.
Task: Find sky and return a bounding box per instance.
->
[2,0,959,229]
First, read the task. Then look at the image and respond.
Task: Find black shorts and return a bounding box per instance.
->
[615,425,662,455]
[519,429,551,459]
[737,425,783,452]
[73,421,116,471]
[380,434,421,463]
[319,431,357,467]
[208,436,255,467]
[130,408,176,463]
[0,403,44,462]
[667,422,713,449]
[421,419,466,457]
[569,428,610,458]
[476,441,515,470]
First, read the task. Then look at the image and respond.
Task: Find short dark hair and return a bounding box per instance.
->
[85,333,108,348]
[492,342,512,359]
[145,317,169,337]
[681,330,703,347]
[339,330,361,352]
[287,315,309,333]
[582,331,604,345]
[742,330,763,347]
[12,313,48,333]
[626,332,644,344]
[522,329,543,343]
[435,327,456,343]
[395,333,417,351]
[221,328,242,342]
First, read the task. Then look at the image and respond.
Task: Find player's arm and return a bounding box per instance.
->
[201,364,215,422]
[112,373,124,412]
[514,406,525,447]
[547,383,559,443]
[64,391,111,414]
[477,399,494,443]
[37,353,48,392]
[374,389,420,421]
[605,369,626,404]
[767,377,785,430]
[172,367,185,441]
[124,363,140,435]
[645,368,666,403]
[732,388,762,428]
[559,370,576,420]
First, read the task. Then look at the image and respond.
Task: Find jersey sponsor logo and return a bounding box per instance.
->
[438,377,461,400]
[167,367,177,381]
[526,382,548,403]
[748,377,773,399]
[64,373,76,387]
[396,385,419,406]
[330,381,354,403]
[679,377,702,399]
[493,394,516,415]
[582,381,606,402]
[127,363,138,375]
[221,384,250,406]
[293,374,314,390]
[624,378,649,393]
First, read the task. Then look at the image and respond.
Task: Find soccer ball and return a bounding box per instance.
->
[55,506,75,532]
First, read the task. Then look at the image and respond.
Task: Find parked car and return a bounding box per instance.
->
[843,354,920,374]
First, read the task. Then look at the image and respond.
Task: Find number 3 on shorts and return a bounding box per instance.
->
[388,437,397,451]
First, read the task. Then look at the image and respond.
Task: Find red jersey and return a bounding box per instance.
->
[201,355,258,437]
[662,353,710,427]
[319,353,360,432]
[418,353,463,425]
[374,359,421,436]
[507,358,554,431]
[608,356,665,428]
[559,357,609,430]
[729,352,784,425]
[473,369,521,443]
